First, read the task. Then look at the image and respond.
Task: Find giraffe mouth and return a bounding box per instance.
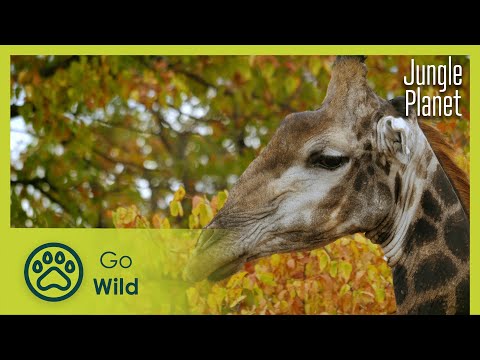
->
[185,254,246,283]
[184,228,245,282]
[207,258,246,282]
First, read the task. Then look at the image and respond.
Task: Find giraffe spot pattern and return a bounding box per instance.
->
[353,171,366,192]
[411,218,437,247]
[432,167,458,208]
[455,277,469,315]
[420,190,442,221]
[414,295,448,315]
[361,117,371,131]
[383,161,391,176]
[375,157,390,176]
[444,209,469,262]
[414,254,458,294]
[376,182,392,205]
[392,264,408,306]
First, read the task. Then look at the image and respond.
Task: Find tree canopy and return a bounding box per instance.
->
[10,55,469,230]
[10,55,470,314]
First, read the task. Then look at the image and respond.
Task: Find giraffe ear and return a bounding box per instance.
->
[377,115,415,165]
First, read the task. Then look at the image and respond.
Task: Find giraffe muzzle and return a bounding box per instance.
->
[184,228,246,282]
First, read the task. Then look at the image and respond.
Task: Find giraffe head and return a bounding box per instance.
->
[185,56,423,282]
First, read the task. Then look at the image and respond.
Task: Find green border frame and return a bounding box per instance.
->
[2,45,478,314]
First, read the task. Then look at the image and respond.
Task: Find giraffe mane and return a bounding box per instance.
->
[419,122,470,216]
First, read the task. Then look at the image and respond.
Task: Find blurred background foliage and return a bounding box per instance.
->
[10,55,469,228]
[10,55,469,314]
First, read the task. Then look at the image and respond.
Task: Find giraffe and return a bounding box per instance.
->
[184,56,470,315]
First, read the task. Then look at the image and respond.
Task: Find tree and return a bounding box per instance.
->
[10,55,469,228]
[10,55,470,314]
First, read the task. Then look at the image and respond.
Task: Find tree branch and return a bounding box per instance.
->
[11,128,37,137]
[11,178,80,226]
[91,147,163,175]
[93,118,159,136]
[174,68,217,89]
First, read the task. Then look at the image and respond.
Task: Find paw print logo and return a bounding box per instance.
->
[24,243,83,302]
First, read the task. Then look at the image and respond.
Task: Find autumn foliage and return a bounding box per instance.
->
[112,187,396,314]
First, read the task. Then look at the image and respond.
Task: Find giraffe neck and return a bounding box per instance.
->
[369,141,469,314]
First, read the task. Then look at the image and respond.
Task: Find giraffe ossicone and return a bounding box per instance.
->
[184,56,470,315]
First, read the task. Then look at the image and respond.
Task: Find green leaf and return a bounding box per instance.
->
[285,77,298,95]
[258,272,276,287]
[217,190,228,210]
[329,260,338,278]
[338,261,353,282]
[317,249,330,271]
[339,284,351,297]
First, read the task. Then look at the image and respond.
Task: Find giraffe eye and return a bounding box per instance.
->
[307,152,349,170]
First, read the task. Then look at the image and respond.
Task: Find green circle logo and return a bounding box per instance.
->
[24,243,83,302]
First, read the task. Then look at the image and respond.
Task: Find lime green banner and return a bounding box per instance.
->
[0,229,198,314]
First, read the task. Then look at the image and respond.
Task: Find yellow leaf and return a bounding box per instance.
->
[270,254,281,267]
[317,249,330,271]
[367,264,378,281]
[199,203,214,227]
[213,287,227,306]
[174,186,186,201]
[280,300,289,313]
[242,276,255,291]
[130,89,140,101]
[217,190,228,210]
[112,207,125,227]
[226,271,248,288]
[230,295,246,308]
[177,201,184,217]
[305,262,314,276]
[134,215,150,228]
[186,287,199,305]
[189,214,199,229]
[152,214,170,229]
[112,206,138,227]
[378,262,392,281]
[375,287,386,303]
[329,260,338,278]
[207,294,217,313]
[258,272,276,286]
[169,200,179,217]
[161,217,171,229]
[338,261,353,282]
[339,284,351,297]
